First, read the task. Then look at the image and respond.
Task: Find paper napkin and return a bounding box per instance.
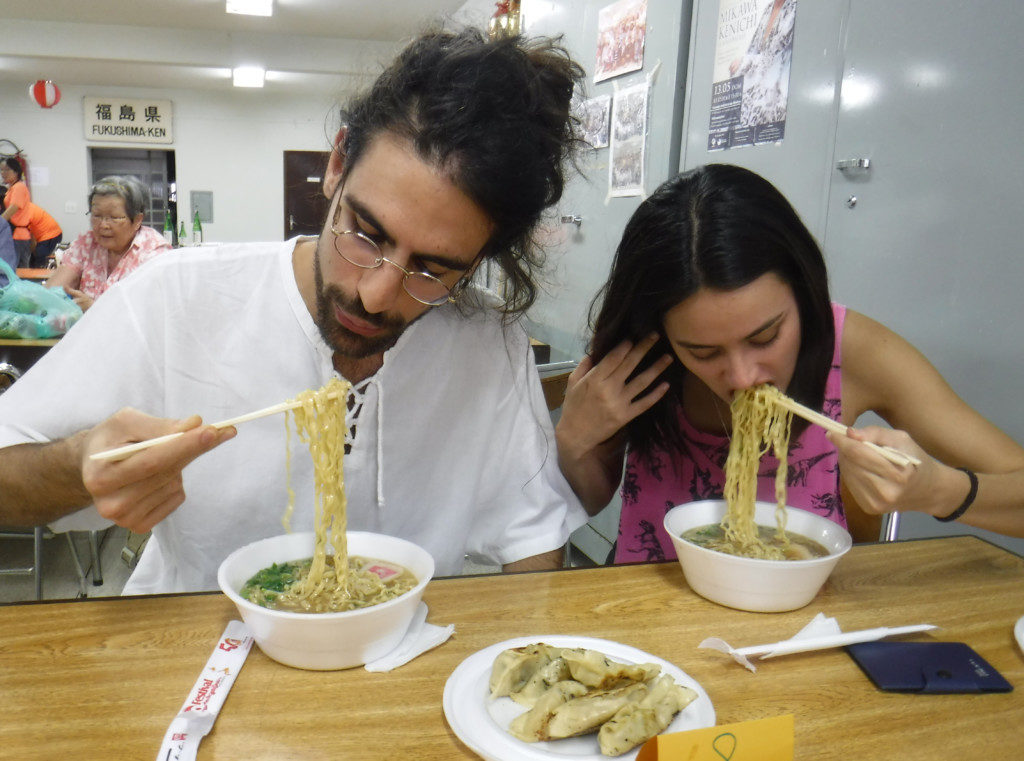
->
[364,602,454,672]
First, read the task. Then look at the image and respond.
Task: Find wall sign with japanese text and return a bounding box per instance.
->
[83,97,173,144]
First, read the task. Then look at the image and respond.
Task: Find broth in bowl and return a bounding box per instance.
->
[681,523,829,561]
[241,555,418,613]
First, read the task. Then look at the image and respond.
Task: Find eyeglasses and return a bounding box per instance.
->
[89,213,129,225]
[330,218,471,307]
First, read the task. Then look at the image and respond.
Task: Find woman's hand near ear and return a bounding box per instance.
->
[555,333,673,513]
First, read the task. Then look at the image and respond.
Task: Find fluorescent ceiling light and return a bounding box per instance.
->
[226,0,273,16]
[232,66,266,88]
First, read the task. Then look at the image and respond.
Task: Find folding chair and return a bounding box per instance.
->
[0,526,46,600]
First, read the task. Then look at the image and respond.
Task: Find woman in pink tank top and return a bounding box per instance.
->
[556,165,1024,561]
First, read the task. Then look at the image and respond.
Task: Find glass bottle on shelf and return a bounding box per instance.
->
[162,213,174,245]
[178,220,187,246]
[192,211,203,246]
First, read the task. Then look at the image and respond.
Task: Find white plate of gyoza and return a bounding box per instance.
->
[442,635,715,760]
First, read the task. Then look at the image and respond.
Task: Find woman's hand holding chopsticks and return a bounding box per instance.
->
[81,409,236,533]
[828,424,966,520]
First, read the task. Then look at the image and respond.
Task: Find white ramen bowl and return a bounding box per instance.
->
[218,531,434,670]
[663,500,852,613]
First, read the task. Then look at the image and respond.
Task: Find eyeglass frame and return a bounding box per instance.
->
[88,212,131,225]
[329,205,480,307]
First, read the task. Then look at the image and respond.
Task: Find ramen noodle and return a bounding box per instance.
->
[242,377,416,613]
[719,384,793,560]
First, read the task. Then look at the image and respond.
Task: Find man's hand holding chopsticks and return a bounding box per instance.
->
[80,409,236,533]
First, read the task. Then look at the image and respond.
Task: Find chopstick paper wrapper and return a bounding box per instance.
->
[156,620,254,761]
[700,612,937,672]
[364,602,455,672]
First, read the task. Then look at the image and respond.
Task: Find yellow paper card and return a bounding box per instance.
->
[635,714,794,761]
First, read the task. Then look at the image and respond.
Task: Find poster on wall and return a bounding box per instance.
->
[83,96,174,144]
[594,0,647,83]
[609,82,648,197]
[707,0,796,151]
[579,95,612,149]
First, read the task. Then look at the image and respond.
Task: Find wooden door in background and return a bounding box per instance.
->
[283,150,331,238]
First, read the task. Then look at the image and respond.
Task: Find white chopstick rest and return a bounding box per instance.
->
[156,620,254,761]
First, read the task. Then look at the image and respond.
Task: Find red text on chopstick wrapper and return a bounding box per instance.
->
[157,621,255,761]
[219,636,245,652]
[185,675,224,713]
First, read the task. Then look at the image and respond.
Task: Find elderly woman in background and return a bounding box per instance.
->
[46,175,171,311]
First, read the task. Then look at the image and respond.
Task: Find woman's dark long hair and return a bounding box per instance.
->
[589,164,834,461]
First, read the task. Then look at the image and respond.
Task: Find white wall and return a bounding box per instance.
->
[2,81,359,244]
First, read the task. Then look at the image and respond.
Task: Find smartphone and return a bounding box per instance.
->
[846,641,1012,694]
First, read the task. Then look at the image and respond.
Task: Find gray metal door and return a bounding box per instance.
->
[822,0,1024,551]
[824,0,1024,442]
[680,0,848,236]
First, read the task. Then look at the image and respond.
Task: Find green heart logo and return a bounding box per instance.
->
[712,732,738,761]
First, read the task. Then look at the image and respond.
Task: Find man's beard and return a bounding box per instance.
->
[312,251,409,358]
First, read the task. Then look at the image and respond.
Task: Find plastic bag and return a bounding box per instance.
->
[0,259,83,339]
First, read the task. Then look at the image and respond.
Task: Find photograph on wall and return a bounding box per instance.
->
[609,82,648,197]
[594,0,648,83]
[707,0,796,151]
[579,94,612,149]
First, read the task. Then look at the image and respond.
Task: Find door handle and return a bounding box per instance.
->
[836,158,871,172]
[560,214,582,228]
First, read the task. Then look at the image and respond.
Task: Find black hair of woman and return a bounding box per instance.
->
[2,157,24,181]
[588,163,835,461]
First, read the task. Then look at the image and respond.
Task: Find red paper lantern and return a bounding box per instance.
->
[28,80,61,109]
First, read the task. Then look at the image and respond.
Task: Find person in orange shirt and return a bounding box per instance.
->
[0,188,18,282]
[1,157,62,269]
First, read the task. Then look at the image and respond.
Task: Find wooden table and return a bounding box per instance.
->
[0,338,59,348]
[1,536,1021,759]
[15,267,52,282]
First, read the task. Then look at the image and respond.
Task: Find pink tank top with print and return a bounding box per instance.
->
[614,303,848,564]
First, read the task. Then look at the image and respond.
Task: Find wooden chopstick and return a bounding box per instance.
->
[767,391,922,467]
[89,393,341,463]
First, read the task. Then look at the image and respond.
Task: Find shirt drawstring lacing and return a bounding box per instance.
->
[341,373,385,514]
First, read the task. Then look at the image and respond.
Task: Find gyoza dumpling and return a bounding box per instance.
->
[508,680,590,741]
[561,648,661,690]
[597,675,698,756]
[542,681,650,740]
[510,656,572,707]
[489,643,565,698]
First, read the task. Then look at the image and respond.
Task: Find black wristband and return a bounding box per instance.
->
[936,467,978,522]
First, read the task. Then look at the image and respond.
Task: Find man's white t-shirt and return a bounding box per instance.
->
[0,240,586,593]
